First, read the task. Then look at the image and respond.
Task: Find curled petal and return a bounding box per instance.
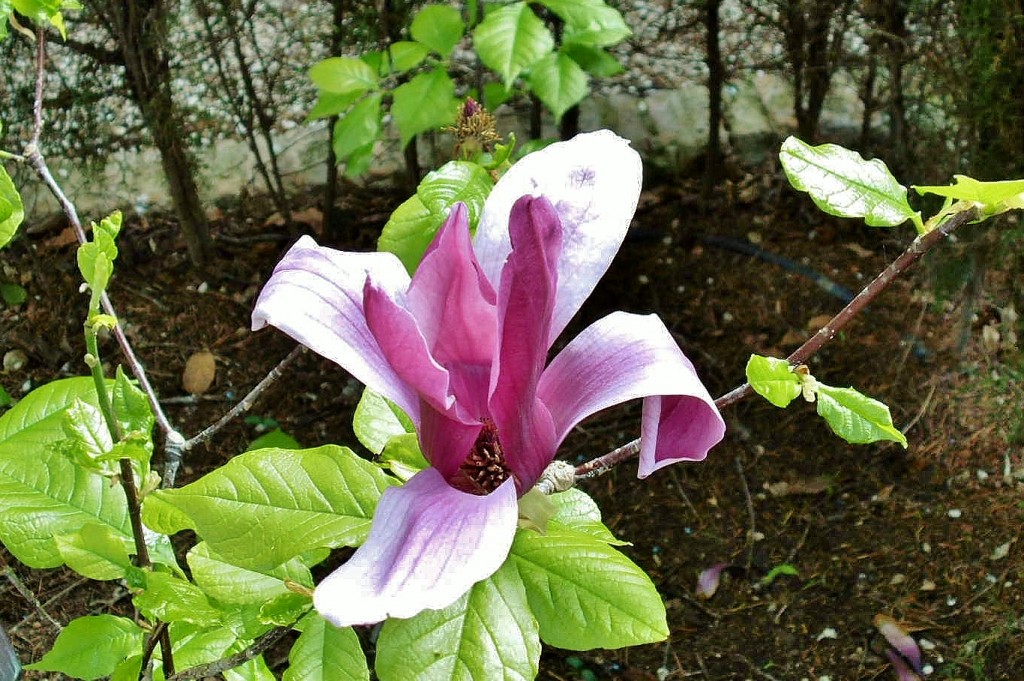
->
[314,468,518,627]
[406,203,497,414]
[476,131,643,345]
[489,197,562,489]
[874,614,923,673]
[538,311,725,477]
[885,649,923,681]
[695,562,732,600]
[251,236,419,418]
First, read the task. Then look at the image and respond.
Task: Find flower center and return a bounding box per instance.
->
[448,420,512,496]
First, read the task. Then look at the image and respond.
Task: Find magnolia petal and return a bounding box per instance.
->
[885,649,923,681]
[363,280,454,416]
[251,236,419,418]
[476,130,643,345]
[538,311,725,477]
[313,468,518,627]
[417,400,483,480]
[695,562,732,600]
[874,614,923,673]
[489,197,562,489]
[406,203,497,415]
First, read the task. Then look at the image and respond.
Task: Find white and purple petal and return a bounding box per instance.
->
[476,131,643,345]
[251,236,419,418]
[313,468,518,627]
[538,311,725,478]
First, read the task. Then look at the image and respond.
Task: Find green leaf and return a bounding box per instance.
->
[353,388,415,455]
[385,41,430,74]
[25,615,143,680]
[246,427,301,452]
[225,655,277,681]
[112,366,154,437]
[343,142,376,179]
[55,522,135,581]
[474,2,554,86]
[0,378,133,567]
[284,613,369,681]
[392,67,459,148]
[914,175,1024,217]
[332,93,382,161]
[815,384,907,447]
[142,445,394,570]
[411,4,465,57]
[562,43,624,77]
[526,52,589,121]
[779,137,922,230]
[760,563,799,587]
[134,571,224,625]
[168,620,239,670]
[745,355,801,408]
[0,164,22,249]
[537,0,631,47]
[509,529,667,650]
[379,161,494,272]
[188,541,313,605]
[0,282,26,305]
[310,57,379,96]
[380,433,428,481]
[376,560,539,681]
[0,384,12,408]
[547,488,625,545]
[307,91,362,121]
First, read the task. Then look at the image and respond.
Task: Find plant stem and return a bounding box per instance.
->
[574,206,981,481]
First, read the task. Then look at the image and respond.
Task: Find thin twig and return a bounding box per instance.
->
[574,207,981,481]
[3,566,62,633]
[180,345,304,450]
[734,455,757,571]
[734,654,783,681]
[165,626,290,681]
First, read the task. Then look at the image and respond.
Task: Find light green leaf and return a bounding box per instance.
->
[779,137,922,230]
[0,164,23,249]
[526,52,589,121]
[379,161,494,272]
[246,427,301,452]
[376,560,539,681]
[142,445,394,570]
[0,378,132,567]
[168,620,239,670]
[0,282,27,305]
[332,93,382,161]
[134,571,225,625]
[343,141,376,178]
[55,522,134,581]
[745,354,801,408]
[188,541,313,605]
[537,0,631,47]
[310,57,379,96]
[25,615,143,680]
[385,41,430,74]
[474,2,554,85]
[760,563,799,587]
[353,388,414,455]
[561,43,624,77]
[392,67,459,148]
[815,384,907,447]
[224,654,277,681]
[411,4,465,57]
[380,433,428,481]
[509,529,667,650]
[547,488,625,545]
[112,366,153,437]
[307,91,362,122]
[284,613,369,681]
[914,175,1024,217]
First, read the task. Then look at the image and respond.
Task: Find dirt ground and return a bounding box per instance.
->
[1,169,1022,680]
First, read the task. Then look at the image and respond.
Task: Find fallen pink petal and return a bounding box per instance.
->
[885,648,923,681]
[252,130,726,626]
[874,614,923,673]
[696,562,732,600]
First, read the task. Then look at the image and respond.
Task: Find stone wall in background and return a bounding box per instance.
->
[20,72,865,218]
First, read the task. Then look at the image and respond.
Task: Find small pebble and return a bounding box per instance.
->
[947,508,962,519]
[816,627,838,641]
[637,274,650,285]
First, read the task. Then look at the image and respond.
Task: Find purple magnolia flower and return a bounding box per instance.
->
[251,130,725,627]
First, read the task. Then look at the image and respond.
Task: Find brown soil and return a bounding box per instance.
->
[1,173,1022,680]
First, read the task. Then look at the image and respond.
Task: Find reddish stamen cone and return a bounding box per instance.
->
[449,420,512,495]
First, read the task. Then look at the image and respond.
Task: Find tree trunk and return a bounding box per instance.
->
[95,0,212,267]
[704,0,725,190]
